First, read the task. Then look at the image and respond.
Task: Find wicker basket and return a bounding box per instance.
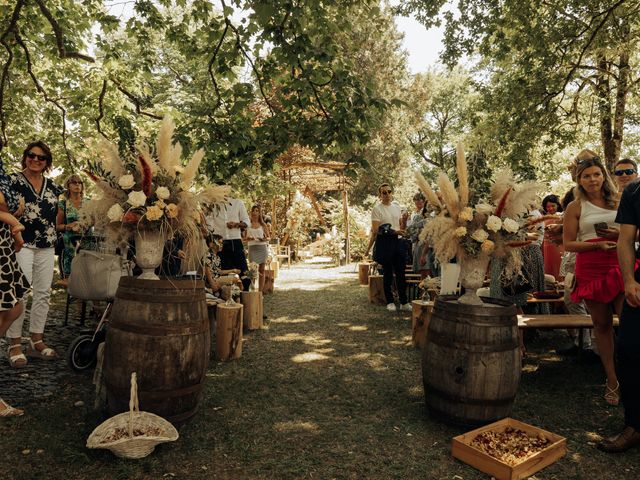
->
[87,372,179,459]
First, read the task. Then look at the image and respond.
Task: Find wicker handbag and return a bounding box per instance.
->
[86,373,179,459]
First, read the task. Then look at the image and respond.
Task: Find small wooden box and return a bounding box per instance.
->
[451,418,566,480]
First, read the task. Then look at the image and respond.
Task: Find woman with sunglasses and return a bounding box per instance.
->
[56,174,89,278]
[6,141,63,367]
[563,150,631,406]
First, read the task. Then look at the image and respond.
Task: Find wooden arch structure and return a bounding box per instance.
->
[274,161,353,262]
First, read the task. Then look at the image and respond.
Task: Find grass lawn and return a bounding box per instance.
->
[1,261,638,479]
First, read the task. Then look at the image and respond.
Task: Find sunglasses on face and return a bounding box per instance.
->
[614,168,636,176]
[575,156,601,165]
[380,190,392,195]
[68,180,83,185]
[26,151,50,162]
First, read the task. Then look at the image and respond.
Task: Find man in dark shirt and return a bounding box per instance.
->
[599,178,640,452]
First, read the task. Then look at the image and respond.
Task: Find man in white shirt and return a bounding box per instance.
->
[206,196,251,289]
[365,183,411,312]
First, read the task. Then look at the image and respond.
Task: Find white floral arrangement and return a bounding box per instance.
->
[416,143,541,279]
[82,116,229,246]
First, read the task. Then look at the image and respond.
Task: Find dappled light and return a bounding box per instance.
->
[348,325,368,331]
[273,421,321,433]
[291,352,331,363]
[270,317,309,324]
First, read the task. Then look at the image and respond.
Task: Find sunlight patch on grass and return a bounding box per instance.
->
[585,431,603,441]
[407,385,423,398]
[348,325,368,331]
[272,333,308,342]
[291,352,330,363]
[336,323,352,327]
[376,330,391,334]
[349,353,371,360]
[273,420,320,433]
[270,316,309,324]
[522,364,539,373]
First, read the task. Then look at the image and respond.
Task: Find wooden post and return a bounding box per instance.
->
[342,188,350,263]
[358,262,371,286]
[368,274,386,305]
[411,300,434,349]
[215,303,243,360]
[263,270,275,294]
[241,291,263,330]
[206,300,218,345]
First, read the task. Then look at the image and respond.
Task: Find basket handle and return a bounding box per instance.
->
[128,372,140,437]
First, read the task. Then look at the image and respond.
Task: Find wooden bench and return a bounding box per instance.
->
[518,314,619,350]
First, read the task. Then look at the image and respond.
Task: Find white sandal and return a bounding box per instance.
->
[7,344,27,368]
[26,339,57,360]
[0,398,24,417]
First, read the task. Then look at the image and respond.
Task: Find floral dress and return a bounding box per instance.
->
[58,197,90,276]
[10,173,63,248]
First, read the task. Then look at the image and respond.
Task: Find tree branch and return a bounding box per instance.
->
[95,79,109,139]
[0,0,25,150]
[33,0,95,62]
[111,77,163,119]
[207,21,229,114]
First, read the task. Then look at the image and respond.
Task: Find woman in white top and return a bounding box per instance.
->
[563,152,624,406]
[245,205,269,291]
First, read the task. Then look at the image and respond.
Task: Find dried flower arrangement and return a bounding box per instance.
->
[82,116,229,250]
[416,143,541,280]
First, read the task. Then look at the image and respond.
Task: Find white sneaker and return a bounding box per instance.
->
[400,303,413,312]
[386,303,397,311]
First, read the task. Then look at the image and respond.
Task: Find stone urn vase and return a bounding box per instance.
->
[458,256,490,305]
[134,230,165,280]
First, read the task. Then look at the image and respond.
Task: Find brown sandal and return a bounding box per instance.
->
[604,381,620,406]
[0,398,24,417]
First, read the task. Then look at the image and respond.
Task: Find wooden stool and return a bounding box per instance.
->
[269,260,279,279]
[263,270,275,294]
[411,300,434,349]
[215,303,243,360]
[368,274,386,305]
[241,291,263,331]
[206,299,218,342]
[358,262,371,286]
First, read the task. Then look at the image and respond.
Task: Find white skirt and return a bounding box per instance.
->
[248,243,268,264]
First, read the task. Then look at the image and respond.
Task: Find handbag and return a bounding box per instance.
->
[68,250,130,301]
[501,273,533,297]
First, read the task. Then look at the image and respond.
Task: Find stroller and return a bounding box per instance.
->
[67,302,111,372]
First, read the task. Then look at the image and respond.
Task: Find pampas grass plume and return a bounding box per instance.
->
[414,171,442,210]
[456,142,469,207]
[437,172,460,220]
[181,148,204,189]
[156,116,175,175]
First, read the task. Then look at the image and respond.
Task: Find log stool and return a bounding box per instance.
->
[411,300,434,349]
[368,274,386,305]
[263,270,275,294]
[241,291,263,331]
[358,262,372,286]
[215,303,243,360]
[206,299,218,342]
[269,260,279,279]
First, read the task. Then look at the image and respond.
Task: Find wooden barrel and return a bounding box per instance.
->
[104,277,210,425]
[422,296,521,427]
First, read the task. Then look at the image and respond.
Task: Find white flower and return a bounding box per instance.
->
[502,218,520,234]
[454,226,467,237]
[118,174,135,190]
[471,229,489,243]
[486,215,502,232]
[107,203,124,222]
[156,186,170,200]
[127,190,147,208]
[166,203,179,218]
[481,240,495,254]
[459,207,474,222]
[476,203,494,215]
[145,204,164,221]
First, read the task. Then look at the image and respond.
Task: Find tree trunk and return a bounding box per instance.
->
[595,56,615,171]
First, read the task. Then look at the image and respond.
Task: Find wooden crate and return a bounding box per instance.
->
[451,417,566,480]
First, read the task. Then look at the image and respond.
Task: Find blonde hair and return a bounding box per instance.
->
[64,174,84,198]
[573,154,618,209]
